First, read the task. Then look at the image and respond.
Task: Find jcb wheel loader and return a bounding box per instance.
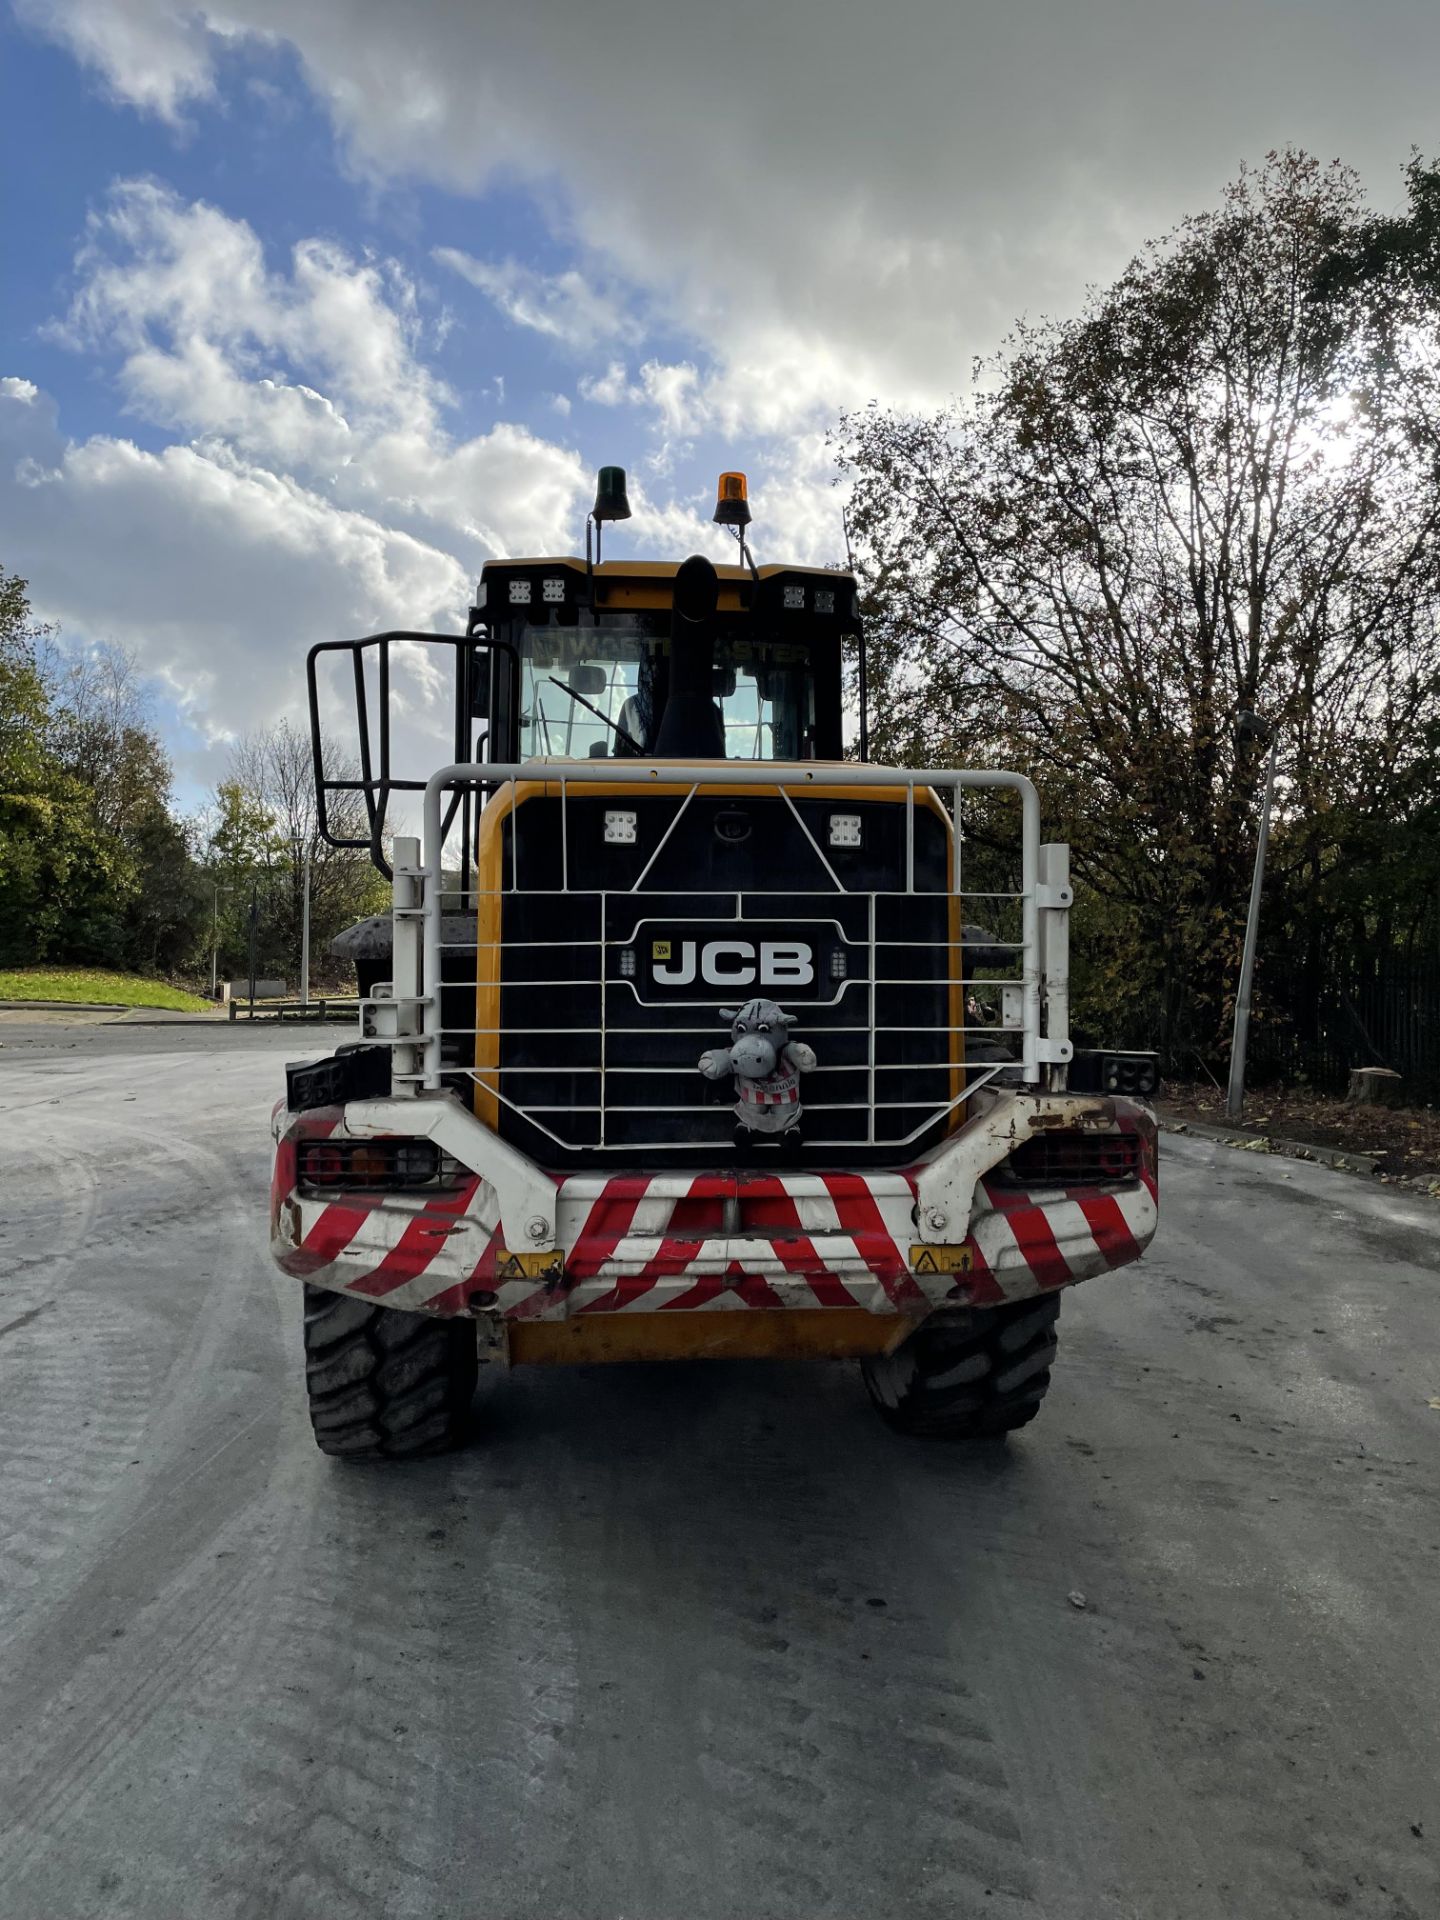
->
[271,467,1159,1458]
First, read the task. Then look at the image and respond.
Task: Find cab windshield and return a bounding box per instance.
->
[515,616,817,761]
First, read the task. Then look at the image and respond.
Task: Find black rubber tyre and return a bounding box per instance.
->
[861,1295,1060,1438]
[301,1286,478,1460]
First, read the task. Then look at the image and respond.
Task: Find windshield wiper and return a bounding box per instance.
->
[546,676,644,755]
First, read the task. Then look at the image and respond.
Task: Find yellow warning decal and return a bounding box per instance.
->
[495,1250,564,1282]
[652,940,672,960]
[909,1245,975,1275]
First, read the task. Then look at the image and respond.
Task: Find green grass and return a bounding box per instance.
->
[0,968,213,1011]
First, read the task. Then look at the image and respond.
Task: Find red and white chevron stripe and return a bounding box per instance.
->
[272,1105,1158,1322]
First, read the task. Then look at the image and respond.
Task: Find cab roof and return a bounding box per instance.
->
[475,556,860,620]
[479,557,855,584]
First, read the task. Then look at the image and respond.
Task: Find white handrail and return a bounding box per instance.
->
[410,761,1064,1124]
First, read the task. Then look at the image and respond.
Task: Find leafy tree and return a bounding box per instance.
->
[0,570,122,965]
[0,571,54,793]
[46,643,175,839]
[45,640,212,971]
[123,805,211,974]
[1,571,212,973]
[838,151,1440,1063]
[207,777,288,874]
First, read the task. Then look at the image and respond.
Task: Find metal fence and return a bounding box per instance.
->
[1246,946,1440,1102]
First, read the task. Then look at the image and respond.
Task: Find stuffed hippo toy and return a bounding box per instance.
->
[698,998,818,1144]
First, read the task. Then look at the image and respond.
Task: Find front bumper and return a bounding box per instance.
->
[270,1091,1157,1324]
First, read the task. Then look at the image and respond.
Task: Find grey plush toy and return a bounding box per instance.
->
[698,997,818,1145]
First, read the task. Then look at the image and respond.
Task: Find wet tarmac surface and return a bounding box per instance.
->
[1,1023,1436,1918]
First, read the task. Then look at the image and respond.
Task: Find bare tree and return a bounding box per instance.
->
[221,720,386,983]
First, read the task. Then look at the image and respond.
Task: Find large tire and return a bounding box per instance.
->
[861,1295,1060,1439]
[301,1286,478,1460]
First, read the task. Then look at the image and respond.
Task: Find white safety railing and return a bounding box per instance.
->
[362,761,1073,1155]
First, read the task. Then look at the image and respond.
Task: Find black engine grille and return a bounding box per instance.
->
[478,791,962,1172]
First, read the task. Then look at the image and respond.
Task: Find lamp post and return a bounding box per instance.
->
[210,881,230,999]
[291,835,313,1007]
[1226,713,1280,1123]
[247,884,260,1013]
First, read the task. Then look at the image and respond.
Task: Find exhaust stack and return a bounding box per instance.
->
[654,554,723,758]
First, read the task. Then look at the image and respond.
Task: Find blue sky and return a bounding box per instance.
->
[0,26,727,477]
[4,0,1438,807]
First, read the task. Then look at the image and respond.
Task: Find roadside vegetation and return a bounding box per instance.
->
[841,150,1440,1102]
[5,150,1437,1103]
[0,574,386,994]
[0,969,212,1011]
[1161,1078,1440,1186]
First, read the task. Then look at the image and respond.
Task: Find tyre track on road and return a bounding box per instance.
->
[0,1069,270,1648]
[204,1466,465,1920]
[3,1034,1438,1919]
[0,1043,308,1915]
[0,1302,156,1616]
[422,1364,1042,1920]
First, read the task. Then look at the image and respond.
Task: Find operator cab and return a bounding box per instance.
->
[472,555,854,765]
[307,466,863,880]
[471,468,855,766]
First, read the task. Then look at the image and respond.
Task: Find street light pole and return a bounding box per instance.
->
[291,835,313,1007]
[210,881,230,999]
[1226,718,1280,1123]
[301,841,311,1008]
[247,884,260,1014]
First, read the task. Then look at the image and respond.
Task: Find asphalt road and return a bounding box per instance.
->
[1,1019,1437,1920]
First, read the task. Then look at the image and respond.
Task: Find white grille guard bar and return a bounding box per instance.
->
[358,761,1073,1157]
[407,756,1075,1090]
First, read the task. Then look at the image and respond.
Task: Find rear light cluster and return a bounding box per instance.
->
[296,1137,467,1193]
[995,1129,1143,1189]
[1068,1049,1161,1098]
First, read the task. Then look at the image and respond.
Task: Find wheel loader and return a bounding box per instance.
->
[271,466,1159,1457]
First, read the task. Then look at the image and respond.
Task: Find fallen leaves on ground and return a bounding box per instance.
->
[1161,1080,1440,1179]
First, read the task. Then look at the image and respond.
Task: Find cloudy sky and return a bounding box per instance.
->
[4,0,1438,801]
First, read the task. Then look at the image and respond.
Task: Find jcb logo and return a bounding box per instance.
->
[652,939,814,989]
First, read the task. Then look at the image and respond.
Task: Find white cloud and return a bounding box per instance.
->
[13,0,218,123]
[1,379,467,751]
[25,0,1440,459]
[435,249,640,353]
[577,361,637,408]
[1,181,594,761]
[621,482,730,567]
[49,179,589,565]
[0,388,604,809]
[636,361,701,440]
[58,179,444,444]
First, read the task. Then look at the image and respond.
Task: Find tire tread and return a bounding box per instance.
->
[300,1285,477,1460]
[861,1295,1061,1439]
